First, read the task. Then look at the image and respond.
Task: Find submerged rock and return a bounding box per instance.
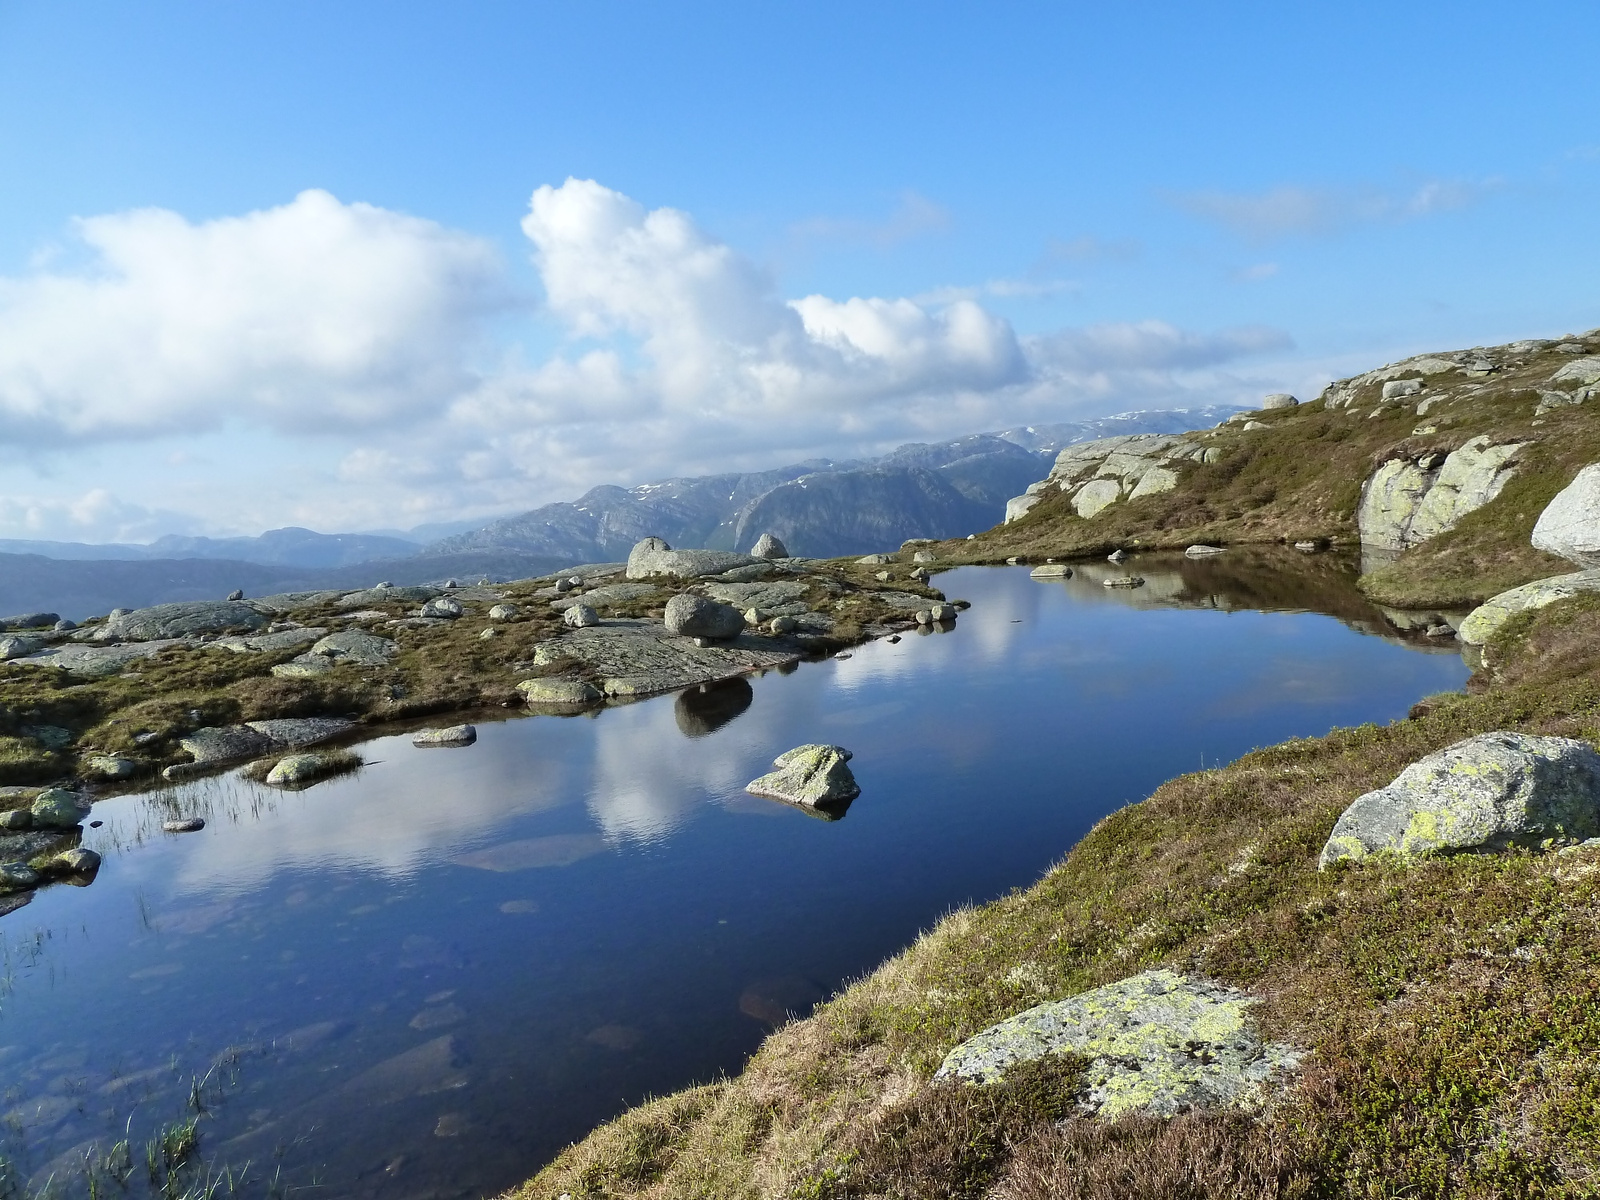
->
[663,594,745,640]
[934,968,1301,1119]
[412,724,477,747]
[1458,570,1600,645]
[1320,732,1600,867]
[746,744,860,807]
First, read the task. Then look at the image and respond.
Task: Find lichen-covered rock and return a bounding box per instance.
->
[1532,464,1600,567]
[0,862,40,890]
[413,725,477,747]
[563,603,600,629]
[180,725,274,764]
[663,595,745,640]
[626,538,759,581]
[934,969,1301,1119]
[83,754,138,780]
[420,597,464,619]
[1073,478,1122,518]
[96,600,268,642]
[1458,570,1600,645]
[30,788,88,830]
[1359,437,1525,550]
[750,533,789,559]
[265,751,360,788]
[49,847,100,876]
[1128,466,1178,499]
[518,678,603,706]
[745,745,859,807]
[308,630,397,665]
[1319,732,1600,868]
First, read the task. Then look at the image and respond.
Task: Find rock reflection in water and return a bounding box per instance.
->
[674,677,754,737]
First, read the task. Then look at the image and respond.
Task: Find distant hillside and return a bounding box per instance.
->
[0,526,423,568]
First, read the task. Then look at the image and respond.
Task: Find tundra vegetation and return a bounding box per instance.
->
[511,333,1600,1199]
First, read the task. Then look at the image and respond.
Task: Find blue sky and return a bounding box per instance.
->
[2,1,1598,541]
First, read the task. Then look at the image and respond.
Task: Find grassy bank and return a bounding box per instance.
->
[513,593,1600,1199]
[936,335,1600,610]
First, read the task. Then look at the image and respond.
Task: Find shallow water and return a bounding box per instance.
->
[0,557,1468,1198]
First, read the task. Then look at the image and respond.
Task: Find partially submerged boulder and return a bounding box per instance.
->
[1029,564,1072,579]
[745,745,859,807]
[934,969,1301,1119]
[1532,463,1600,567]
[1319,732,1600,867]
[1458,570,1600,645]
[265,750,361,788]
[413,724,477,747]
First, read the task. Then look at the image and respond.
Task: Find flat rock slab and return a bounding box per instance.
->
[336,586,442,610]
[1320,731,1600,866]
[532,620,800,698]
[549,582,661,611]
[209,627,327,654]
[180,718,356,765]
[1459,569,1600,645]
[413,724,477,746]
[249,591,344,614]
[702,580,810,614]
[626,543,761,581]
[96,600,269,641]
[935,969,1301,1119]
[13,639,194,678]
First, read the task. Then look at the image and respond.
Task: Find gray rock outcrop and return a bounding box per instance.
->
[750,533,789,559]
[1004,433,1211,524]
[1532,464,1600,567]
[663,595,745,640]
[1358,436,1526,550]
[533,620,799,698]
[1458,570,1600,644]
[934,969,1301,1119]
[1319,732,1600,867]
[745,745,860,807]
[94,600,269,642]
[626,537,759,581]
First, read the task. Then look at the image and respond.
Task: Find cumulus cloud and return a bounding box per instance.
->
[0,189,504,442]
[0,488,200,543]
[1170,178,1500,239]
[0,179,1295,538]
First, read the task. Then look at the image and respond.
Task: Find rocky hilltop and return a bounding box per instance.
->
[969,332,1600,610]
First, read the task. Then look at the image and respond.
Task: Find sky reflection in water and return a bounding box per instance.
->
[0,560,1469,1198]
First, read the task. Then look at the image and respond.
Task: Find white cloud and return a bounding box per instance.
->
[0,189,505,442]
[0,488,200,543]
[1170,179,1500,239]
[0,179,1294,539]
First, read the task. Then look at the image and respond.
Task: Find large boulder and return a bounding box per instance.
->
[745,745,859,807]
[96,601,268,642]
[750,533,789,559]
[1458,570,1600,645]
[663,595,745,640]
[0,634,45,661]
[626,537,759,581]
[1358,437,1526,550]
[1261,393,1299,409]
[563,603,600,629]
[934,969,1301,1119]
[1319,732,1600,868]
[1532,464,1600,567]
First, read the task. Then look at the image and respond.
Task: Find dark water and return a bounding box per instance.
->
[0,558,1468,1198]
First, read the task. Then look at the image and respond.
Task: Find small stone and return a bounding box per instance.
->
[1381,378,1424,400]
[746,744,859,807]
[444,578,460,589]
[1185,544,1227,557]
[769,616,798,635]
[663,594,744,640]
[563,603,600,628]
[412,725,477,747]
[875,570,891,581]
[1029,564,1072,579]
[478,627,497,640]
[887,634,901,643]
[912,550,936,563]
[227,589,244,601]
[555,578,576,594]
[1294,540,1320,553]
[1242,421,1268,431]
[53,619,76,632]
[1107,549,1127,563]
[488,604,518,620]
[420,597,464,619]
[1005,557,1021,565]
[164,818,205,833]
[915,609,933,625]
[751,533,789,559]
[518,678,602,706]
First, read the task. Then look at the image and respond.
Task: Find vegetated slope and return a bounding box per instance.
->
[514,592,1600,1200]
[962,333,1600,608]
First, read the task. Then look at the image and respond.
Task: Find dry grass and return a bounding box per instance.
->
[512,593,1600,1200]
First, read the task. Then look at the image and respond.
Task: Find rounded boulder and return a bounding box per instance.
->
[663,595,745,640]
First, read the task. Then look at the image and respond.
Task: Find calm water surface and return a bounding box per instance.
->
[0,559,1469,1198]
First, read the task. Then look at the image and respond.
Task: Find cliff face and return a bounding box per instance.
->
[973,330,1600,608]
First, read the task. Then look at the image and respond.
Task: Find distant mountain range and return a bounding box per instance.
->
[0,406,1241,617]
